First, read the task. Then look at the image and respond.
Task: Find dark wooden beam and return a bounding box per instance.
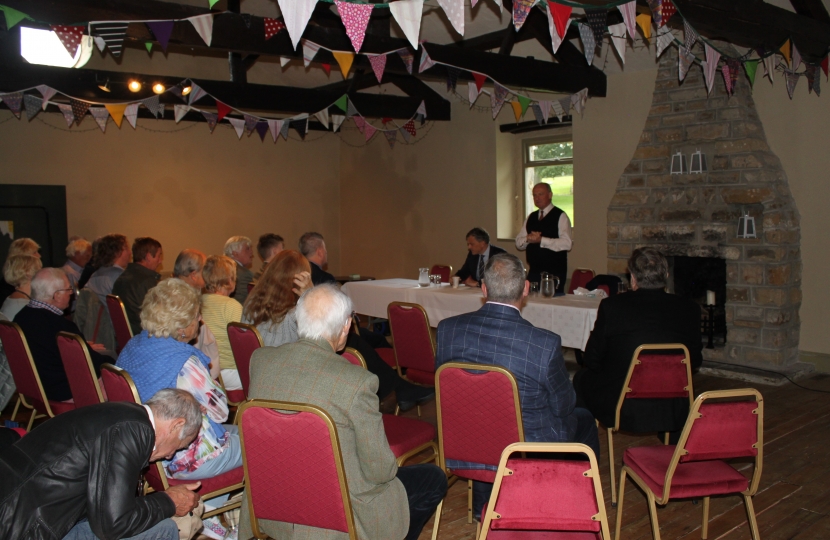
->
[499,118,572,134]
[498,21,517,55]
[789,0,830,25]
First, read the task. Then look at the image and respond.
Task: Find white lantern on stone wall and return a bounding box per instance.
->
[670,151,687,175]
[690,149,708,174]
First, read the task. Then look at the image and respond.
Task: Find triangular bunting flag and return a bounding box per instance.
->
[531,103,545,125]
[332,51,355,79]
[744,59,758,88]
[353,116,365,133]
[510,101,523,123]
[389,0,424,49]
[173,104,190,123]
[228,117,245,139]
[468,81,480,106]
[124,103,139,128]
[280,56,291,67]
[446,66,460,92]
[315,109,330,128]
[264,18,285,40]
[369,54,387,83]
[105,103,127,127]
[763,54,775,84]
[57,104,74,127]
[216,101,232,122]
[244,114,258,134]
[240,13,252,28]
[0,5,31,29]
[726,58,740,95]
[822,56,828,79]
[403,120,417,138]
[188,14,214,46]
[808,65,820,95]
[512,0,535,31]
[209,0,221,7]
[322,63,332,75]
[584,9,607,46]
[384,130,397,149]
[50,25,85,58]
[417,100,427,118]
[90,107,109,132]
[608,23,627,64]
[280,120,290,140]
[539,100,551,123]
[188,83,207,105]
[471,72,487,93]
[549,2,572,39]
[398,49,414,74]
[36,86,56,110]
[517,95,532,117]
[146,21,174,52]
[23,94,42,121]
[660,0,676,26]
[703,43,720,94]
[618,1,637,38]
[142,95,161,118]
[437,0,465,35]
[491,84,509,119]
[399,127,412,143]
[158,103,166,119]
[347,100,359,117]
[277,0,316,49]
[679,46,695,81]
[335,95,349,112]
[551,99,564,121]
[636,13,652,41]
[70,99,90,125]
[90,23,129,57]
[145,42,153,54]
[267,119,282,142]
[792,43,802,71]
[332,115,345,132]
[647,0,662,27]
[302,40,320,67]
[780,40,791,66]
[578,23,596,65]
[722,62,734,95]
[571,88,588,116]
[255,121,269,141]
[785,70,798,99]
[364,122,376,141]
[559,97,571,118]
[656,25,673,58]
[419,49,436,72]
[684,20,697,51]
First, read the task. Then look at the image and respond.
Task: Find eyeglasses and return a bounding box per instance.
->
[52,288,74,299]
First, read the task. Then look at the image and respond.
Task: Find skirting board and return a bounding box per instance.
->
[801,350,830,374]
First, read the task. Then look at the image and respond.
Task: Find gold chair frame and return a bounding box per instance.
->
[478,442,611,540]
[430,264,454,283]
[387,301,436,416]
[603,343,693,506]
[238,399,358,540]
[106,294,134,339]
[615,388,764,540]
[2,320,62,430]
[343,346,368,370]
[57,331,105,404]
[101,363,244,519]
[432,362,524,540]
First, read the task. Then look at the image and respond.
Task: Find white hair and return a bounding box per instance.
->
[296,284,352,342]
[30,268,68,301]
[223,236,251,257]
[65,238,92,258]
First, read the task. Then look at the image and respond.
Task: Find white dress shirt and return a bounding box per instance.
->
[515,203,573,252]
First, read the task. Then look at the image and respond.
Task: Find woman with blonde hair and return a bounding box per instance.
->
[1,255,43,320]
[200,255,244,391]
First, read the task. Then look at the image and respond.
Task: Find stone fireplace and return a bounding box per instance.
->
[607,46,803,372]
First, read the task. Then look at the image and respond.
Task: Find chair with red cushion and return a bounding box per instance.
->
[342,347,438,467]
[105,295,134,354]
[226,321,264,404]
[238,399,358,539]
[602,344,693,506]
[101,363,245,518]
[0,320,74,430]
[432,362,524,537]
[479,442,611,540]
[57,331,105,408]
[616,388,764,540]
[568,268,596,295]
[430,265,453,284]
[387,301,436,415]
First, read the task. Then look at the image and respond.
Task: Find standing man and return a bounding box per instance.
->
[515,182,572,293]
[112,237,163,335]
[454,227,505,288]
[224,236,254,305]
[299,231,336,285]
[254,233,284,279]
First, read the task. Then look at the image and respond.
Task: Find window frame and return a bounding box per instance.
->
[521,134,574,223]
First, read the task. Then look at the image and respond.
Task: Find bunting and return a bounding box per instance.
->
[558,97,570,118]
[331,115,345,132]
[255,122,269,141]
[416,100,427,119]
[50,25,85,58]
[571,88,588,116]
[473,72,487,92]
[240,13,252,28]
[322,63,331,76]
[531,103,544,125]
[763,54,775,84]
[315,108,330,128]
[822,57,828,79]
[264,18,285,40]
[364,122,376,141]
[491,84,509,119]
[23,94,42,121]
[146,21,174,52]
[279,121,290,140]
[608,23,627,64]
[636,13,652,41]
[584,9,608,46]
[36,86,56,110]
[244,114,258,133]
[678,46,695,81]
[335,1,374,52]
[703,43,720,94]
[618,1,637,38]
[0,5,31,29]
[510,101,523,122]
[744,59,758,88]
[546,8,569,54]
[278,0,316,49]
[70,98,90,125]
[539,100,551,123]
[403,120,417,138]
[347,100,359,117]
[468,82,479,106]
[90,107,109,132]
[369,54,387,83]
[280,56,291,67]
[779,40,791,66]
[578,23,596,65]
[353,116,365,133]
[726,58,740,95]
[216,101,232,122]
[105,103,127,127]
[419,49,436,72]
[512,0,535,31]
[722,62,734,95]
[647,0,662,27]
[228,117,245,139]
[660,0,676,26]
[683,20,697,51]
[384,130,397,149]
[549,2,572,39]
[551,100,564,121]
[517,95,532,117]
[268,119,283,141]
[174,104,190,123]
[656,25,673,58]
[124,103,139,128]
[437,0,465,36]
[785,70,798,99]
[398,49,414,74]
[302,40,321,67]
[90,23,129,57]
[335,95,348,112]
[188,84,207,105]
[389,0,424,49]
[792,43,801,71]
[332,51,355,78]
[399,126,412,143]
[446,66,460,92]
[58,104,75,127]
[142,95,161,118]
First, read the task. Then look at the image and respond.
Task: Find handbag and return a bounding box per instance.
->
[170,500,205,540]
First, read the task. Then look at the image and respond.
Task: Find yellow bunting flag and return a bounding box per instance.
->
[779,40,791,66]
[510,101,523,122]
[105,103,128,128]
[332,51,355,79]
[636,13,652,40]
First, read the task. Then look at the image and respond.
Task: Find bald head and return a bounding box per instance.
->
[296,284,352,350]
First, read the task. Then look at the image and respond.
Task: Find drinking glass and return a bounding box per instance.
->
[618,282,628,294]
[529,282,540,295]
[418,268,430,287]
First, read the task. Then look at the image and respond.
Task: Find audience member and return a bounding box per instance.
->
[112,237,163,335]
[14,268,109,402]
[436,252,600,519]
[515,182,572,292]
[1,255,42,320]
[86,233,130,308]
[454,227,505,287]
[0,238,40,303]
[62,237,92,290]
[254,233,284,279]
[173,249,220,379]
[76,237,100,291]
[224,236,254,305]
[573,247,703,439]
[241,284,446,540]
[200,255,243,391]
[0,390,202,540]
[299,231,336,285]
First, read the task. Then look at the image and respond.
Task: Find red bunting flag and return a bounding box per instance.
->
[264,18,285,40]
[216,101,232,122]
[322,63,331,76]
[472,72,487,92]
[403,120,416,137]
[51,25,85,57]
[660,0,676,27]
[822,56,829,79]
[381,117,392,125]
[548,2,572,39]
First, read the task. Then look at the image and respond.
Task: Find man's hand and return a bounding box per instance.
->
[166,482,201,517]
[292,271,313,296]
[462,277,479,288]
[526,232,543,244]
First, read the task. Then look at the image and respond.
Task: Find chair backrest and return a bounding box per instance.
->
[436,362,524,470]
[0,320,54,415]
[227,322,264,397]
[387,302,435,374]
[430,265,452,283]
[614,344,693,430]
[597,284,610,296]
[100,363,141,404]
[106,295,133,354]
[239,400,357,539]
[568,268,596,294]
[341,347,367,369]
[74,289,116,352]
[57,332,104,408]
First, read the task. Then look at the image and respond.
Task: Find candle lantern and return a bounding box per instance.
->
[689,149,707,174]
[737,212,756,239]
[670,151,687,175]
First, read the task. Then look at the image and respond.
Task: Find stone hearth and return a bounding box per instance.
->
[607,46,803,371]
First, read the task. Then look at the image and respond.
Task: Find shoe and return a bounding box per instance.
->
[201,517,227,540]
[397,385,435,412]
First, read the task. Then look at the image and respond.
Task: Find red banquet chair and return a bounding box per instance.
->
[342,347,438,467]
[602,344,693,506]
[568,268,596,295]
[478,442,612,540]
[238,399,358,539]
[57,331,105,408]
[106,294,133,354]
[100,363,244,518]
[387,301,436,416]
[430,265,453,284]
[433,362,524,538]
[226,321,264,403]
[0,320,74,430]
[616,389,764,540]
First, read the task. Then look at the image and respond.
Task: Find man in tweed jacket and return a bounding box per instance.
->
[240,284,446,540]
[436,253,599,519]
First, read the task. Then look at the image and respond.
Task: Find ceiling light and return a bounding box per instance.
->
[152,83,166,94]
[20,27,92,69]
[128,80,142,92]
[98,79,111,92]
[181,85,192,96]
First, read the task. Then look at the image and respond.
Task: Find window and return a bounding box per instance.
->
[523,137,574,225]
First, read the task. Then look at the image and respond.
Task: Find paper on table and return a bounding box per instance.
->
[573,287,608,298]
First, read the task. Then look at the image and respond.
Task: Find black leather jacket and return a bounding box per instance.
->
[0,403,176,540]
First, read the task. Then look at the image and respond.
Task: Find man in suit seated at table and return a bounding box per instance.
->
[241,284,447,540]
[454,227,506,288]
[299,231,336,285]
[573,247,702,442]
[436,252,600,520]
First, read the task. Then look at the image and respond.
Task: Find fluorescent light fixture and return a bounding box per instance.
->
[20,26,92,68]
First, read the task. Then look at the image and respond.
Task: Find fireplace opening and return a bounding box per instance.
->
[668,256,727,347]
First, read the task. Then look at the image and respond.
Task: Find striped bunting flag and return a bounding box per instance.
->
[90,23,129,57]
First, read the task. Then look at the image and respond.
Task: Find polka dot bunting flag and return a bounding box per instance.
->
[50,25,85,58]
[264,17,285,41]
[70,98,90,126]
[335,0,373,52]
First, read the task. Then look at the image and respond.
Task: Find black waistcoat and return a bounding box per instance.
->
[525,206,567,283]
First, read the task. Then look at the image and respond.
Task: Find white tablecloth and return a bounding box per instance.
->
[341,279,602,350]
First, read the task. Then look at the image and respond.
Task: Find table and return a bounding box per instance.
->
[334,275,376,285]
[341,279,602,350]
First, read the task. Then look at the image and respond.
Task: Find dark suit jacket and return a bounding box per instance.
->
[111,262,161,336]
[574,288,703,431]
[231,263,254,305]
[436,303,577,465]
[454,245,506,283]
[310,261,336,285]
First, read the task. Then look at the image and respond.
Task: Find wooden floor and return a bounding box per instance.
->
[5,369,830,540]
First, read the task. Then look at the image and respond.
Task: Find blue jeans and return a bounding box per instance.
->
[172,425,242,480]
[63,519,178,540]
